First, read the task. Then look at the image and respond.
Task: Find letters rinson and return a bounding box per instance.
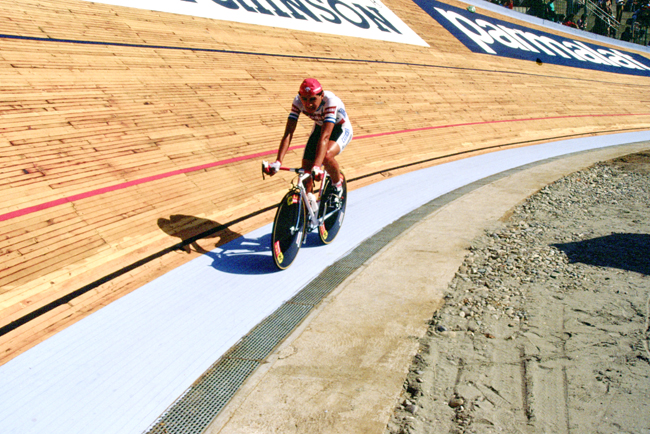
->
[183,0,402,34]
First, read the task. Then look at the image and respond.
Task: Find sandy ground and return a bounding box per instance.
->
[386,153,650,434]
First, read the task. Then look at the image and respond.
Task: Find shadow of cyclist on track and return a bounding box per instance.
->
[158,214,325,274]
[301,232,325,248]
[157,214,241,254]
[205,232,279,275]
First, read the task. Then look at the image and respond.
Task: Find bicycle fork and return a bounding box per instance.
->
[299,188,320,232]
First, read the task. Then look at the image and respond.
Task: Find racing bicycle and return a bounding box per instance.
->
[262,162,347,270]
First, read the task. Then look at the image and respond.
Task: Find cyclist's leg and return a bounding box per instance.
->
[302,125,321,193]
[322,142,341,184]
[323,123,352,185]
[301,158,314,193]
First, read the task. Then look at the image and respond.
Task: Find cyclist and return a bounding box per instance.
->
[266,78,352,201]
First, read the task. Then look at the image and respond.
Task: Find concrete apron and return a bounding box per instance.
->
[206,142,650,434]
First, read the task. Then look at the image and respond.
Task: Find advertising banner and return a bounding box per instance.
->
[414,0,650,77]
[78,0,429,46]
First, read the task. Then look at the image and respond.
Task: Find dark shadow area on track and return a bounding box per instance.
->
[553,233,650,275]
[302,232,327,248]
[203,231,326,274]
[158,215,242,253]
[204,233,278,275]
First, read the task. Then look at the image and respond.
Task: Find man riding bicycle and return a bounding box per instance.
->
[266,78,352,200]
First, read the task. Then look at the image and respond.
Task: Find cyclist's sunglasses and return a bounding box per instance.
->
[300,95,319,102]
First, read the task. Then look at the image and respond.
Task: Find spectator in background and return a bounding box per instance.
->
[630,5,642,31]
[577,13,587,29]
[621,26,633,39]
[637,3,650,40]
[546,0,557,20]
[503,0,514,9]
[591,14,609,34]
[528,0,546,18]
[563,14,579,27]
[605,0,614,16]
[603,1,616,36]
[616,0,625,21]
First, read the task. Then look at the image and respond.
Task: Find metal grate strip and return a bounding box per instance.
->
[146,358,259,434]
[227,303,312,360]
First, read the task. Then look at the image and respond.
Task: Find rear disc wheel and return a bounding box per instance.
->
[318,175,347,244]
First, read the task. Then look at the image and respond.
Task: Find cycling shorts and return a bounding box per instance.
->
[303,122,353,162]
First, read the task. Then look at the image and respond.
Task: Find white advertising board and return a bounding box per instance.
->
[80,0,429,46]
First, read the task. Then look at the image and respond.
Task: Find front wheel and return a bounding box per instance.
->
[318,175,347,244]
[272,190,306,270]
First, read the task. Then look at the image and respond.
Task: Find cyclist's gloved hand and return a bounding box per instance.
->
[311,166,324,182]
[268,160,281,176]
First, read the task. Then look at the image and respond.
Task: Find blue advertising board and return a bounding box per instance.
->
[413,0,650,77]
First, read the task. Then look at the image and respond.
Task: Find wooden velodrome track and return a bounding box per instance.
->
[1,0,649,366]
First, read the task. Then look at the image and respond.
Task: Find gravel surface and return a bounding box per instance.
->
[385,152,650,434]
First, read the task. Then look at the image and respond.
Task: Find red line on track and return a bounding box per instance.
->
[1,148,285,222]
[1,113,648,222]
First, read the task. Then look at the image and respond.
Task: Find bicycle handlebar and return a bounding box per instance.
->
[262,160,308,180]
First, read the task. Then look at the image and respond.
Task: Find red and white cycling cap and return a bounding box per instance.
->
[298,78,322,97]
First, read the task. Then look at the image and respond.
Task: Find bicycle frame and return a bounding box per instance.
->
[282,168,327,232]
[264,160,347,269]
[262,162,339,231]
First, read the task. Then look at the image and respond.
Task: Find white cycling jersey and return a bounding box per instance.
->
[289,90,350,126]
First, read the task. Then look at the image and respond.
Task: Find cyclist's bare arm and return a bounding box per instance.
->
[276,118,298,165]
